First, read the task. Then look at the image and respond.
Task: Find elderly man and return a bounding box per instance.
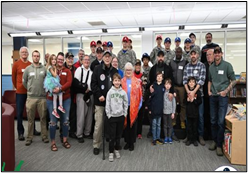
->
[74,49,85,69]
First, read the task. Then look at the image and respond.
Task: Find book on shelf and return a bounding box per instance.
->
[224,130,232,157]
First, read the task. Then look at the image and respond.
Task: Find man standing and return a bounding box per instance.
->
[208,47,236,156]
[183,38,192,62]
[91,50,118,155]
[107,41,117,58]
[22,50,48,146]
[174,37,181,51]
[150,35,165,65]
[203,49,214,140]
[189,33,201,60]
[12,46,40,141]
[74,49,85,69]
[97,40,102,48]
[164,37,175,66]
[117,36,136,71]
[201,32,219,64]
[90,47,104,71]
[183,49,206,146]
[89,41,97,65]
[102,41,108,51]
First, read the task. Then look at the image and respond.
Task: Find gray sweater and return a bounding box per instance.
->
[163,90,176,114]
[105,86,128,119]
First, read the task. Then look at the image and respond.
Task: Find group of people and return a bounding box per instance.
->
[11,32,236,162]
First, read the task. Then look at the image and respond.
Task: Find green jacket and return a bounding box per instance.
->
[22,63,47,98]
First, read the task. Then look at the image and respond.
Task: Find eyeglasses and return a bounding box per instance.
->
[21,52,28,54]
[57,59,64,62]
[83,59,90,61]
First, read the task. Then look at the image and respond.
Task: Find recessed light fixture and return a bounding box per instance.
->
[228,24,246,28]
[73,30,102,34]
[108,28,139,33]
[9,32,37,37]
[40,31,68,36]
[145,27,178,31]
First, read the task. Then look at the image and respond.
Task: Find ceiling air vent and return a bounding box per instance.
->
[88,21,106,26]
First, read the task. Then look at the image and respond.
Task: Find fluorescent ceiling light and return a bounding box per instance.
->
[82,36,89,40]
[28,39,41,42]
[228,24,246,28]
[131,35,141,38]
[230,50,246,53]
[227,43,246,46]
[9,32,36,37]
[185,25,221,30]
[73,30,102,34]
[40,31,68,36]
[146,27,178,31]
[108,28,139,33]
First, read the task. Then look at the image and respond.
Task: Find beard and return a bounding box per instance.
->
[157,60,164,67]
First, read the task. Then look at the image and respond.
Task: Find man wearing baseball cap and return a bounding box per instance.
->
[90,47,104,71]
[174,37,181,51]
[164,37,175,66]
[183,48,206,146]
[183,38,192,62]
[150,35,165,65]
[89,41,97,65]
[189,33,201,60]
[107,41,117,58]
[102,41,108,51]
[117,36,136,71]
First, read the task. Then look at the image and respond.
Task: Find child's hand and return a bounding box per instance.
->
[171,114,174,119]
[187,97,190,102]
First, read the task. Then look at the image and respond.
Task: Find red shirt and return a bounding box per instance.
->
[133,72,143,87]
[74,60,82,69]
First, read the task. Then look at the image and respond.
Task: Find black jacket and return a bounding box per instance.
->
[184,89,202,118]
[201,43,219,64]
[170,58,188,87]
[91,63,118,107]
[148,63,174,94]
[90,59,103,72]
[149,81,164,118]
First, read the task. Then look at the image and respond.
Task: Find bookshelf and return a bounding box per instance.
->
[229,81,246,104]
[223,115,246,165]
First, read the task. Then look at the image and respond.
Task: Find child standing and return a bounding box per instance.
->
[105,73,128,162]
[163,78,176,144]
[149,72,164,145]
[185,77,202,146]
[44,54,66,119]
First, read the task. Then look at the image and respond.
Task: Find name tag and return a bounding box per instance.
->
[218,70,224,75]
[193,70,198,74]
[128,84,131,88]
[21,69,25,72]
[29,72,35,76]
[40,71,44,74]
[62,72,67,76]
[178,66,183,70]
[162,71,164,74]
[109,77,112,82]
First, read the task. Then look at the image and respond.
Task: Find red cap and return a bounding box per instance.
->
[156,35,162,40]
[102,41,107,46]
[90,41,96,47]
[122,36,129,42]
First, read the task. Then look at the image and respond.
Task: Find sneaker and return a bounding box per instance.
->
[93,148,100,155]
[52,110,60,119]
[25,140,32,146]
[216,147,223,156]
[152,140,156,145]
[168,137,173,144]
[199,136,206,146]
[124,143,129,150]
[156,139,163,145]
[78,137,84,143]
[186,140,192,146]
[114,150,121,159]
[129,144,134,151]
[42,138,49,143]
[164,137,169,144]
[58,106,66,113]
[109,153,114,162]
[137,134,142,139]
[181,122,186,129]
[193,141,198,146]
[209,141,217,151]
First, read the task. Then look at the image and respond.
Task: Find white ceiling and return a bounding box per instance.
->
[2,2,246,32]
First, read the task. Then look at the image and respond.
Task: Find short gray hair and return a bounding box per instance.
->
[19,46,29,55]
[124,62,134,72]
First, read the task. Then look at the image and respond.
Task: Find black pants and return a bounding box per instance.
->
[163,114,173,138]
[69,102,77,135]
[124,107,137,145]
[187,117,198,142]
[137,103,148,135]
[108,116,125,153]
[204,96,211,140]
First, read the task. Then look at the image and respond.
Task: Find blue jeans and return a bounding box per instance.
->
[152,117,161,141]
[210,96,228,147]
[198,97,204,137]
[16,94,27,135]
[47,98,71,140]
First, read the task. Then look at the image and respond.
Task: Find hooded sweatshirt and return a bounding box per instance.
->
[105,86,128,119]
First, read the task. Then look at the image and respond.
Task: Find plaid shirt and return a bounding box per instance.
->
[183,61,206,96]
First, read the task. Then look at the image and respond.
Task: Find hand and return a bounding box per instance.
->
[173,93,177,97]
[85,89,90,93]
[188,91,196,101]
[53,87,60,94]
[149,111,151,114]
[171,114,175,119]
[99,96,105,102]
[168,93,173,101]
[218,91,227,97]
[150,85,154,93]
[208,91,212,96]
[145,106,148,110]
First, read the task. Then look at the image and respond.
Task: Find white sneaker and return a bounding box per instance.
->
[109,153,114,162]
[114,150,121,159]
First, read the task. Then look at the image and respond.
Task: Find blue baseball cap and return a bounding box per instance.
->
[175,37,181,42]
[107,41,113,47]
[142,53,150,61]
[184,38,191,44]
[164,37,171,43]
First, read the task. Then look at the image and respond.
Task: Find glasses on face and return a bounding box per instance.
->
[21,52,28,54]
[83,59,90,61]
[57,59,64,62]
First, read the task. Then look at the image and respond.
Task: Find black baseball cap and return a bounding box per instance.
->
[135,59,141,66]
[190,48,199,55]
[157,50,164,57]
[189,33,196,38]
[102,50,112,57]
[65,52,74,58]
[96,47,103,53]
[214,46,222,53]
[142,53,150,61]
[97,40,102,44]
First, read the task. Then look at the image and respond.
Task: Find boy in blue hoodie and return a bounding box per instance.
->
[105,73,128,162]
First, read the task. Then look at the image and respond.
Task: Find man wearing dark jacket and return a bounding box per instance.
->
[91,50,118,155]
[201,33,219,64]
[90,47,104,72]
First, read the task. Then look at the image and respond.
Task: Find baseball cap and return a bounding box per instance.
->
[96,47,103,53]
[102,41,107,47]
[214,46,222,53]
[122,36,129,42]
[65,52,74,59]
[97,40,102,44]
[156,35,163,40]
[190,48,198,55]
[175,37,181,42]
[189,33,196,38]
[102,50,112,57]
[164,37,171,43]
[184,38,192,44]
[107,41,113,47]
[157,50,165,57]
[90,41,96,47]
[142,53,150,61]
[135,59,141,66]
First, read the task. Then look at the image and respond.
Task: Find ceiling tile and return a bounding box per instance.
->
[100,17,122,27]
[105,2,129,9]
[170,11,191,23]
[222,9,246,21]
[83,2,109,11]
[116,16,137,26]
[62,4,90,12]
[187,11,212,23]
[151,2,172,7]
[128,2,150,8]
[152,13,171,25]
[36,2,61,7]
[135,15,153,25]
[204,9,233,22]
[42,6,70,13]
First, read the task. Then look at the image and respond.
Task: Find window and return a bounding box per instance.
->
[63,37,81,63]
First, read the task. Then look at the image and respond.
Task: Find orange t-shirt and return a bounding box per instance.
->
[12,59,31,94]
